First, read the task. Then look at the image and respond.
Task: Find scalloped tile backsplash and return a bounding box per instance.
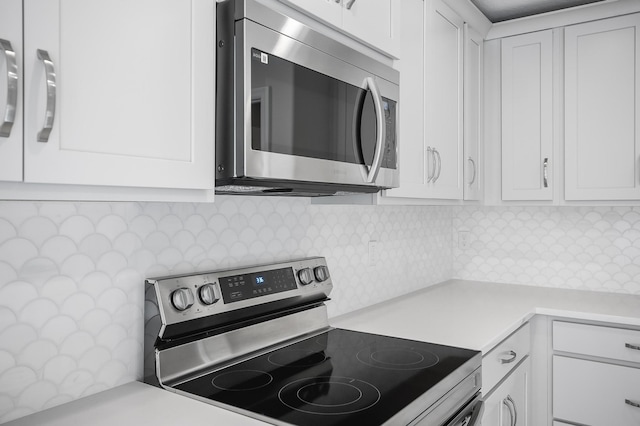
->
[0,198,452,423]
[2,201,640,423]
[453,206,640,294]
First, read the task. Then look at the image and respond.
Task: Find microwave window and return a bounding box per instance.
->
[250,48,390,168]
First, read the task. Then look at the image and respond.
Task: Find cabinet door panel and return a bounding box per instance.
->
[501,30,553,201]
[0,0,23,182]
[342,0,397,55]
[383,0,425,199]
[565,14,640,200]
[23,0,215,190]
[425,0,463,199]
[283,0,342,28]
[483,357,529,426]
[464,24,482,201]
[553,356,640,426]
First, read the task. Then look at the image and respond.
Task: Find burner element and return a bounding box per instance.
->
[279,376,381,415]
[211,370,273,391]
[357,347,439,370]
[268,349,327,368]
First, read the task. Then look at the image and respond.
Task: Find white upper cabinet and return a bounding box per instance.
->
[22,0,215,192]
[384,0,480,203]
[501,30,553,201]
[0,0,23,182]
[565,13,640,201]
[280,0,400,57]
[424,0,464,200]
[382,0,425,200]
[464,24,482,201]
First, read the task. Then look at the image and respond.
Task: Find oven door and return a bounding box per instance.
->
[412,394,484,426]
[443,395,484,426]
[235,19,398,189]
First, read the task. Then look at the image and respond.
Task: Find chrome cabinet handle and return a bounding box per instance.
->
[433,149,442,183]
[346,0,356,10]
[37,49,56,143]
[507,395,518,426]
[426,147,435,183]
[503,396,515,426]
[625,343,640,351]
[499,350,517,364]
[543,157,549,188]
[467,157,477,186]
[626,399,640,408]
[0,39,18,138]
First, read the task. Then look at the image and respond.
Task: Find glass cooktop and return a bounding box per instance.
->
[175,328,479,426]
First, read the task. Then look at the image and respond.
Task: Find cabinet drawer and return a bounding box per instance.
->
[483,323,530,393]
[553,321,640,363]
[553,356,640,426]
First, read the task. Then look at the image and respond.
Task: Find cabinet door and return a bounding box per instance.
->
[383,0,426,200]
[283,0,342,28]
[0,0,23,182]
[23,0,215,190]
[464,24,482,201]
[342,0,399,56]
[501,30,553,201]
[424,0,464,199]
[565,13,640,200]
[553,356,640,426]
[483,358,529,426]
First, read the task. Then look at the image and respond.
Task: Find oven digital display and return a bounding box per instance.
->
[219,267,297,303]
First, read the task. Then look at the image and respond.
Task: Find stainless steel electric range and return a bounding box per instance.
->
[144,257,483,425]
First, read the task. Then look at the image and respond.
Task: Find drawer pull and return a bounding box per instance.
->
[626,343,640,351]
[626,399,640,408]
[499,350,517,364]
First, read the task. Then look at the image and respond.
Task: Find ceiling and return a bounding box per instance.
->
[469,0,606,22]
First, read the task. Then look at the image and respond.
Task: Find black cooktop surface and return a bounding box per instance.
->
[175,328,478,426]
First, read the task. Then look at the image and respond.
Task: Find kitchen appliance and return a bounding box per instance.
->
[144,257,483,425]
[215,0,400,196]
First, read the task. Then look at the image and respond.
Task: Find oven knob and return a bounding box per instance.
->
[199,283,220,305]
[297,268,314,285]
[171,288,194,311]
[314,265,330,282]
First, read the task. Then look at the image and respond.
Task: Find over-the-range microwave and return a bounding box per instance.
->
[215,0,400,196]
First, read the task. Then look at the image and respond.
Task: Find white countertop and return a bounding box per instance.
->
[332,279,640,353]
[4,380,267,426]
[7,280,640,426]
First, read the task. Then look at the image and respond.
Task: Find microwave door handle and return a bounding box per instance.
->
[364,76,386,183]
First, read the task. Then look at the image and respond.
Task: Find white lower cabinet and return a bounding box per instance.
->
[552,321,640,426]
[482,324,531,426]
[553,356,640,426]
[483,357,530,426]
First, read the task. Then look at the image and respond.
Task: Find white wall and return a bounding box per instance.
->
[0,198,452,423]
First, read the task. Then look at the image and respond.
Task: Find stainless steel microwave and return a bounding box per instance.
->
[215,0,399,196]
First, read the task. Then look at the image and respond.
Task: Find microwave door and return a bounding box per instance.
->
[352,77,386,184]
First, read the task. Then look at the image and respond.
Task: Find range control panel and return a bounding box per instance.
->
[146,257,333,327]
[220,267,297,303]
